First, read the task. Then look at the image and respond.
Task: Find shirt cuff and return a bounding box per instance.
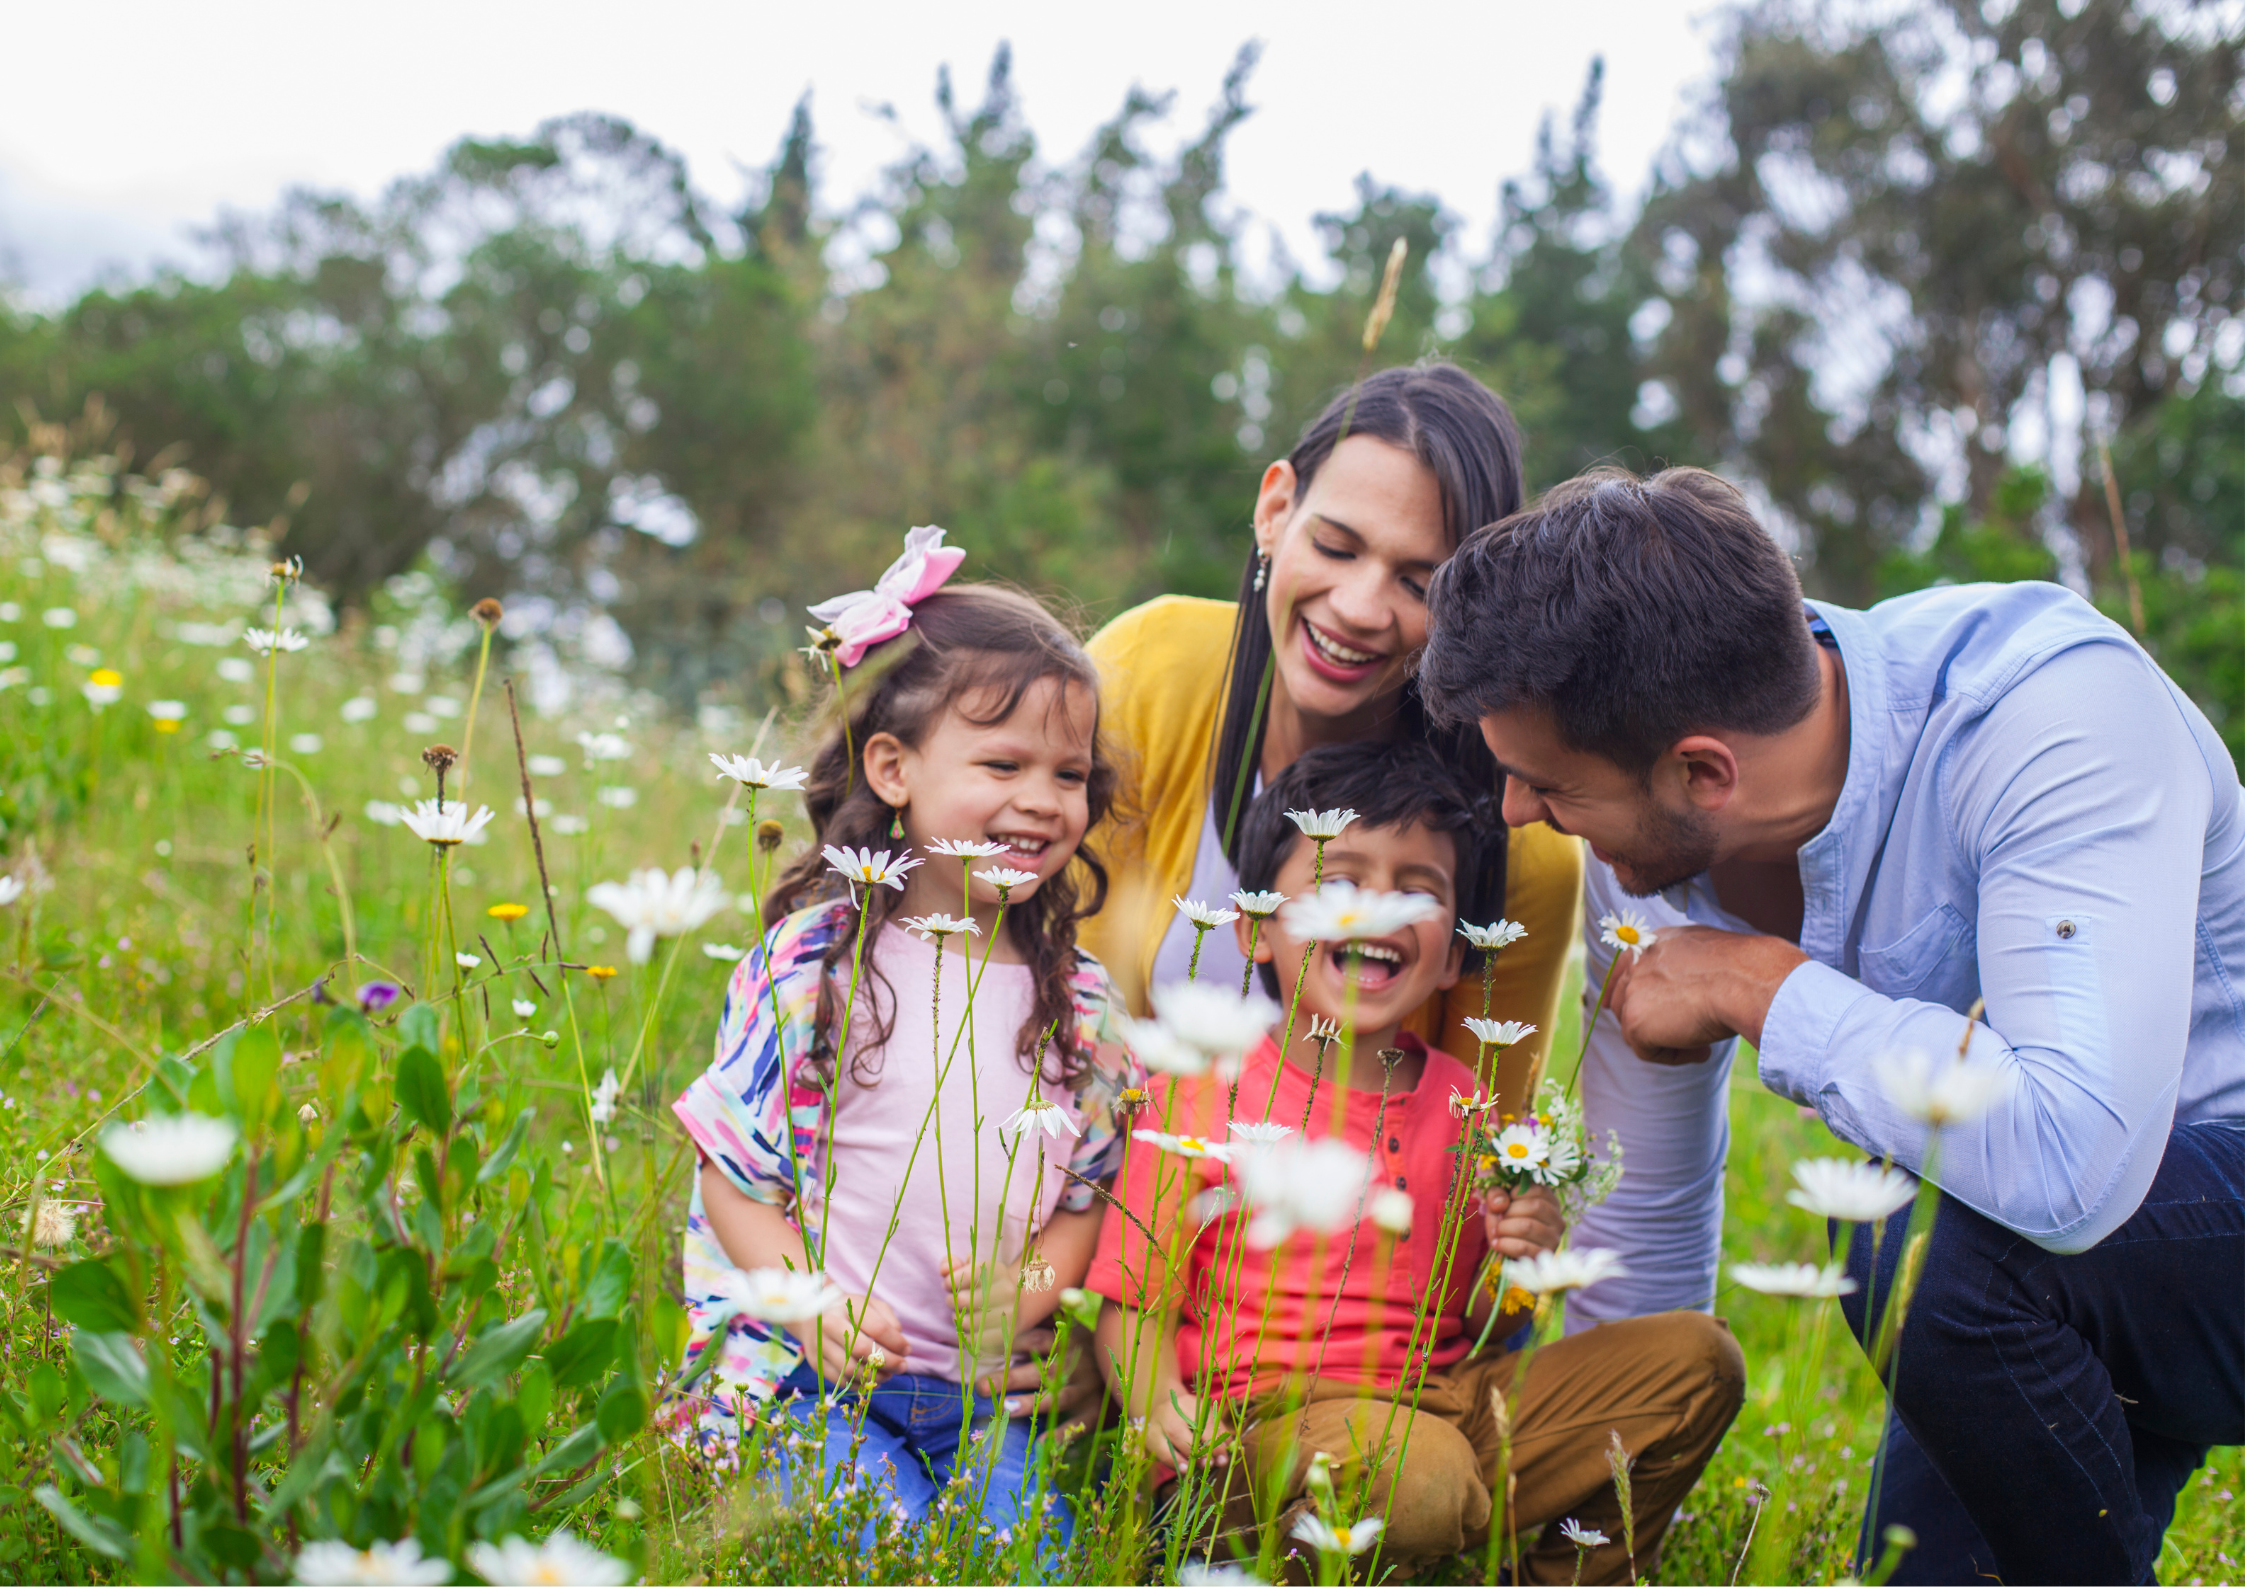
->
[1756,959,1871,1107]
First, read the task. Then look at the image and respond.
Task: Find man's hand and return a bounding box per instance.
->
[1483,1183,1565,1260]
[805,1293,908,1384]
[1610,924,1807,1061]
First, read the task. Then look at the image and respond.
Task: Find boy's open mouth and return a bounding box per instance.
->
[1325,935,1410,991]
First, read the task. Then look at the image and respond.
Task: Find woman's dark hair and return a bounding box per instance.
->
[767,585,1118,1088]
[1419,466,1820,775]
[1210,361,1525,864]
[1234,741,1503,998]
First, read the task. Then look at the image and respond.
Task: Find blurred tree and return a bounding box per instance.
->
[1636,0,2242,600]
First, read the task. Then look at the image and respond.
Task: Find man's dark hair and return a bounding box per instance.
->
[1236,740,1504,997]
[1418,466,1821,775]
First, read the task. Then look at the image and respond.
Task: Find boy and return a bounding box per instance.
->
[1087,742,1742,1584]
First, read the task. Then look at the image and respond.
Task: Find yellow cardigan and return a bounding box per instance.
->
[1082,594,1584,1113]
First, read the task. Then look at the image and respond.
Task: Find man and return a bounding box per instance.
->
[1417,465,2245,1585]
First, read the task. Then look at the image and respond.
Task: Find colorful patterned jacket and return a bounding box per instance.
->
[666,899,1141,1455]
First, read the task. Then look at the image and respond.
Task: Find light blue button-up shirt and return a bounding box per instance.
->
[1569,581,2245,1328]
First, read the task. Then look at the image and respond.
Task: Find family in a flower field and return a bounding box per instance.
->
[663,365,2245,1585]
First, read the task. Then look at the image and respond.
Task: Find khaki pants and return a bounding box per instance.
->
[1201,1313,1744,1584]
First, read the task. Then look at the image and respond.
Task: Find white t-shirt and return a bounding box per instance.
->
[1149,798,1258,997]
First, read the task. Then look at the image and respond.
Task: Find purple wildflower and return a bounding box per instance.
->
[358,981,403,1014]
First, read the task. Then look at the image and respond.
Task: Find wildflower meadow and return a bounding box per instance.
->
[1,436,2238,1587]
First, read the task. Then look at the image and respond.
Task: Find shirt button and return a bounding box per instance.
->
[2057,920,2077,939]
[1394,1176,1407,1192]
[1388,1137,1401,1152]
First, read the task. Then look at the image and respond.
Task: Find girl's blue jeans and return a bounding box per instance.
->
[770,1364,1075,1557]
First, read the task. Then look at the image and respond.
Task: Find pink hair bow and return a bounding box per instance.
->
[807,524,967,667]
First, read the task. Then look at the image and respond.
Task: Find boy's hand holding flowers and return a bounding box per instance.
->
[1483,1182,1565,1261]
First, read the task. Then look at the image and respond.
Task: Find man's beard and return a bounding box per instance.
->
[1609,799,1720,898]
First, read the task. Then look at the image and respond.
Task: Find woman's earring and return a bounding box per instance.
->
[1252,549,1271,593]
[888,804,905,841]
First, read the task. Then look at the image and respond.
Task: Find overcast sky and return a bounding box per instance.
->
[0,0,1726,305]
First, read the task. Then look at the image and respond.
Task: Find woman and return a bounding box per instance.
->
[1084,362,1579,1105]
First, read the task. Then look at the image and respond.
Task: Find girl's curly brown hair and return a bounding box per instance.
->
[768,585,1119,1089]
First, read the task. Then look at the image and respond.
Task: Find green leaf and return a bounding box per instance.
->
[48,1259,139,1334]
[595,1380,647,1445]
[516,1360,553,1435]
[396,1000,442,1052]
[72,1331,150,1410]
[227,1023,283,1123]
[448,1309,547,1392]
[476,1108,533,1184]
[527,1423,600,1480]
[540,1317,617,1390]
[579,1240,634,1320]
[32,1485,131,1561]
[394,1045,452,1134]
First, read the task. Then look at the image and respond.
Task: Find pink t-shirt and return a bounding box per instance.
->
[803,925,1085,1383]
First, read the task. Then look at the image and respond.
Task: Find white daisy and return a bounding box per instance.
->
[900,913,980,941]
[821,845,923,892]
[925,837,1010,858]
[1117,1014,1212,1077]
[1462,1017,1537,1048]
[1305,1014,1343,1048]
[455,953,481,970]
[1173,896,1241,928]
[976,866,1038,894]
[586,866,730,964]
[1281,880,1443,943]
[999,1096,1080,1142]
[1148,981,1280,1061]
[1228,889,1287,918]
[1227,1120,1293,1145]
[575,730,631,763]
[243,627,309,655]
[0,877,22,907]
[463,1530,630,1587]
[1235,1137,1371,1246]
[1289,1513,1384,1557]
[1368,1186,1413,1236]
[711,1266,847,1325]
[1597,909,1658,959]
[1284,807,1359,841]
[1131,1129,1234,1162]
[1730,1260,1858,1299]
[707,753,807,792]
[512,998,537,1020]
[588,1068,621,1126]
[291,1536,453,1585]
[1458,918,1529,951]
[1505,1246,1629,1295]
[100,1114,238,1186]
[1489,1120,1549,1172]
[1785,1157,1916,1222]
[1877,1048,2010,1127]
[1558,1518,1608,1549]
[399,799,495,848]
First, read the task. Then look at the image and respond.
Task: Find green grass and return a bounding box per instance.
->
[0,448,2237,1584]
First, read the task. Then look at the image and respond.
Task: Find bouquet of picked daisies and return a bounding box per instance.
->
[1453,1078,1622,1228]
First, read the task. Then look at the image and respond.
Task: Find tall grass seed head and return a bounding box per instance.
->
[471,596,504,627]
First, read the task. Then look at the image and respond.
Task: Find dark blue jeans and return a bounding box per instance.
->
[771,1366,1074,1556]
[1837,1121,2245,1585]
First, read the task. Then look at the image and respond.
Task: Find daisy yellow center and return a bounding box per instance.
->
[1615,924,1642,944]
[1506,1142,1531,1159]
[1335,1527,1354,1549]
[1179,1136,1210,1152]
[91,669,122,686]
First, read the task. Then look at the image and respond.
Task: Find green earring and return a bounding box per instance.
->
[889,804,905,841]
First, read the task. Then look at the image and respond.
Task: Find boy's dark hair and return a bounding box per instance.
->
[1418,466,1821,776]
[1236,740,1503,998]
[1211,362,1524,861]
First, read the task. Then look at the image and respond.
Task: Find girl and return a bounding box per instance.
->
[670,572,1143,1544]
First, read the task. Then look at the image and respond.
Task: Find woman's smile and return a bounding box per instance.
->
[1298,616,1388,684]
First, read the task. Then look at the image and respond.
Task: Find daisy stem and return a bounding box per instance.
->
[1240,918,1263,998]
[1186,922,1209,981]
[458,618,494,798]
[1564,952,1624,1100]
